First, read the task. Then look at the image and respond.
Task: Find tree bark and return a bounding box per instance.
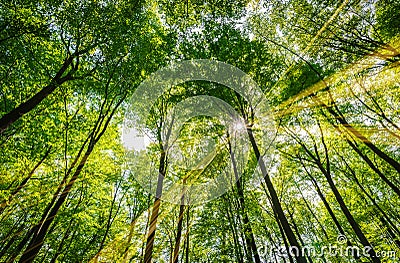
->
[0,147,51,215]
[172,181,186,263]
[16,93,122,262]
[297,133,380,262]
[17,142,94,263]
[0,56,75,134]
[247,127,307,263]
[224,195,244,263]
[228,134,261,263]
[143,150,166,263]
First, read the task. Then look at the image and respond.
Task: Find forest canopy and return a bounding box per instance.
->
[0,0,399,262]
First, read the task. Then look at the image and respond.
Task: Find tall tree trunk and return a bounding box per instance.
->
[6,134,91,263]
[380,217,400,249]
[276,34,400,173]
[17,141,95,263]
[185,207,189,263]
[16,93,122,262]
[122,218,140,262]
[297,132,380,262]
[140,198,153,261]
[247,127,307,263]
[324,173,379,261]
[0,56,75,134]
[349,83,400,139]
[294,182,329,239]
[343,136,400,197]
[316,89,400,174]
[0,215,27,260]
[49,214,75,263]
[288,211,314,263]
[0,147,51,215]
[224,195,244,263]
[228,134,261,263]
[49,187,84,263]
[263,225,288,263]
[299,160,351,245]
[143,150,166,263]
[276,214,295,263]
[94,182,124,261]
[58,227,78,262]
[340,155,400,237]
[172,181,186,263]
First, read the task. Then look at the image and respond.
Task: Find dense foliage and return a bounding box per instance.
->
[1,0,399,262]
